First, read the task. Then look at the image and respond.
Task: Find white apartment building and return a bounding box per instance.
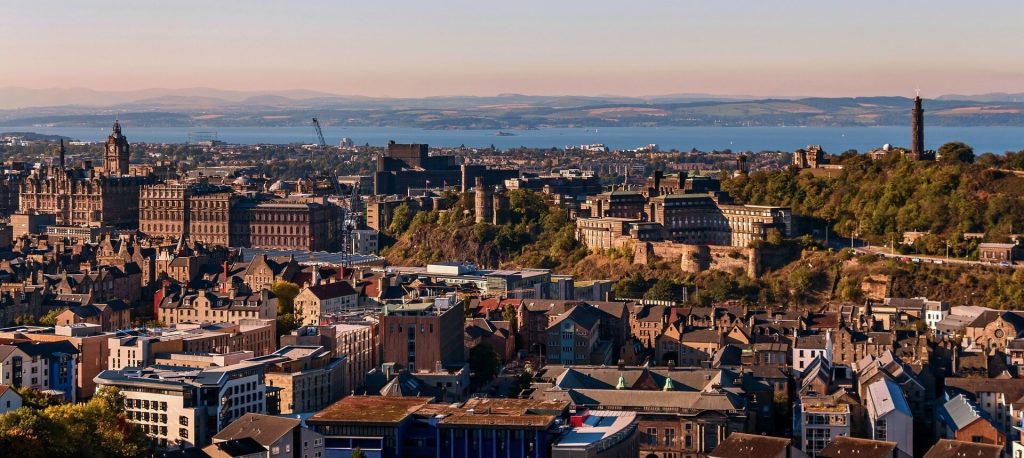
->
[94,361,267,449]
[793,331,832,375]
[866,378,913,458]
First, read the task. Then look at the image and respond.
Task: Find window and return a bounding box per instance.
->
[874,419,887,441]
[179,416,188,426]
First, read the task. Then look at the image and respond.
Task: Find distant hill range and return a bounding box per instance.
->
[1,87,1022,128]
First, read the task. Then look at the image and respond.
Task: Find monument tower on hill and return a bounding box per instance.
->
[911,91,924,159]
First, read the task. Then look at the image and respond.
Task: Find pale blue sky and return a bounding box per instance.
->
[1,0,1021,97]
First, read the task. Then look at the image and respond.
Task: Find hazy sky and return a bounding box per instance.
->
[2,0,1022,97]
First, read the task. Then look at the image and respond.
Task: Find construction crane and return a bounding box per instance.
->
[311,118,327,148]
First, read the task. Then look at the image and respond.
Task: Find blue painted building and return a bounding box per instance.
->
[0,340,79,402]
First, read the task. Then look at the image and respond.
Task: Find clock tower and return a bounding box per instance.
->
[105,119,130,175]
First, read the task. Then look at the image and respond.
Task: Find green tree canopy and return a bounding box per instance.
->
[388,204,413,234]
[938,141,975,164]
[39,308,65,326]
[644,279,685,302]
[271,281,300,316]
[468,342,501,386]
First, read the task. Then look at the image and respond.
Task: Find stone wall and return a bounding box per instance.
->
[634,241,759,277]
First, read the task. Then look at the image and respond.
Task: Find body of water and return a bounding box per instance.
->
[3,125,1023,153]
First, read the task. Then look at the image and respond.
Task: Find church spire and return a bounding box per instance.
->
[59,138,66,169]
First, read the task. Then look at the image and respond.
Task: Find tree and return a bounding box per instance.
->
[788,266,814,303]
[468,342,501,386]
[352,448,367,458]
[16,387,64,409]
[39,308,65,326]
[501,303,518,329]
[388,203,413,234]
[0,387,147,458]
[938,142,975,164]
[271,281,300,316]
[612,273,649,299]
[644,279,683,302]
[14,314,37,326]
[276,313,297,338]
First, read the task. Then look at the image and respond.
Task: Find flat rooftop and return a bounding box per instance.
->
[554,410,636,450]
[307,396,433,425]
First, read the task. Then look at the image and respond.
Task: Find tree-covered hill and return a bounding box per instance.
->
[722,145,1024,256]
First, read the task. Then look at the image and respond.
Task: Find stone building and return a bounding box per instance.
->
[139,183,236,247]
[250,346,345,415]
[792,145,827,169]
[649,192,793,247]
[232,199,343,252]
[140,183,344,251]
[0,174,21,217]
[294,279,359,326]
[19,122,151,228]
[157,288,277,327]
[586,190,646,219]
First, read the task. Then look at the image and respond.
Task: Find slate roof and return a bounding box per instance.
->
[212,413,300,447]
[550,366,735,392]
[937,394,993,432]
[710,433,790,458]
[305,281,356,300]
[208,437,266,457]
[819,436,897,458]
[549,305,602,331]
[795,333,828,350]
[866,377,912,419]
[564,388,745,412]
[946,377,1024,409]
[682,329,723,344]
[923,439,1002,458]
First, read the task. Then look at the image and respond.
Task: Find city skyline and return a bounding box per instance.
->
[2,1,1023,98]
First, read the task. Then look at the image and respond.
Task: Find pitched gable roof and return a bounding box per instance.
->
[212,413,300,446]
[305,281,356,300]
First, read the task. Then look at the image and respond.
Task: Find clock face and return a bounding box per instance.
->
[996,329,1005,338]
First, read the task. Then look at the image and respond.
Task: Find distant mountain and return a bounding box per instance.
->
[0,87,772,111]
[937,92,1024,102]
[1,89,1022,128]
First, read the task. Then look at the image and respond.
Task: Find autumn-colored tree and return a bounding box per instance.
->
[39,308,65,326]
[0,387,148,458]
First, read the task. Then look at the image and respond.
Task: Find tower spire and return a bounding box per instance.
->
[59,138,66,169]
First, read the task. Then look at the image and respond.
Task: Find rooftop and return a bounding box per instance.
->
[710,433,791,458]
[212,413,299,447]
[307,395,433,425]
[553,410,636,451]
[819,436,897,458]
[923,439,1002,458]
